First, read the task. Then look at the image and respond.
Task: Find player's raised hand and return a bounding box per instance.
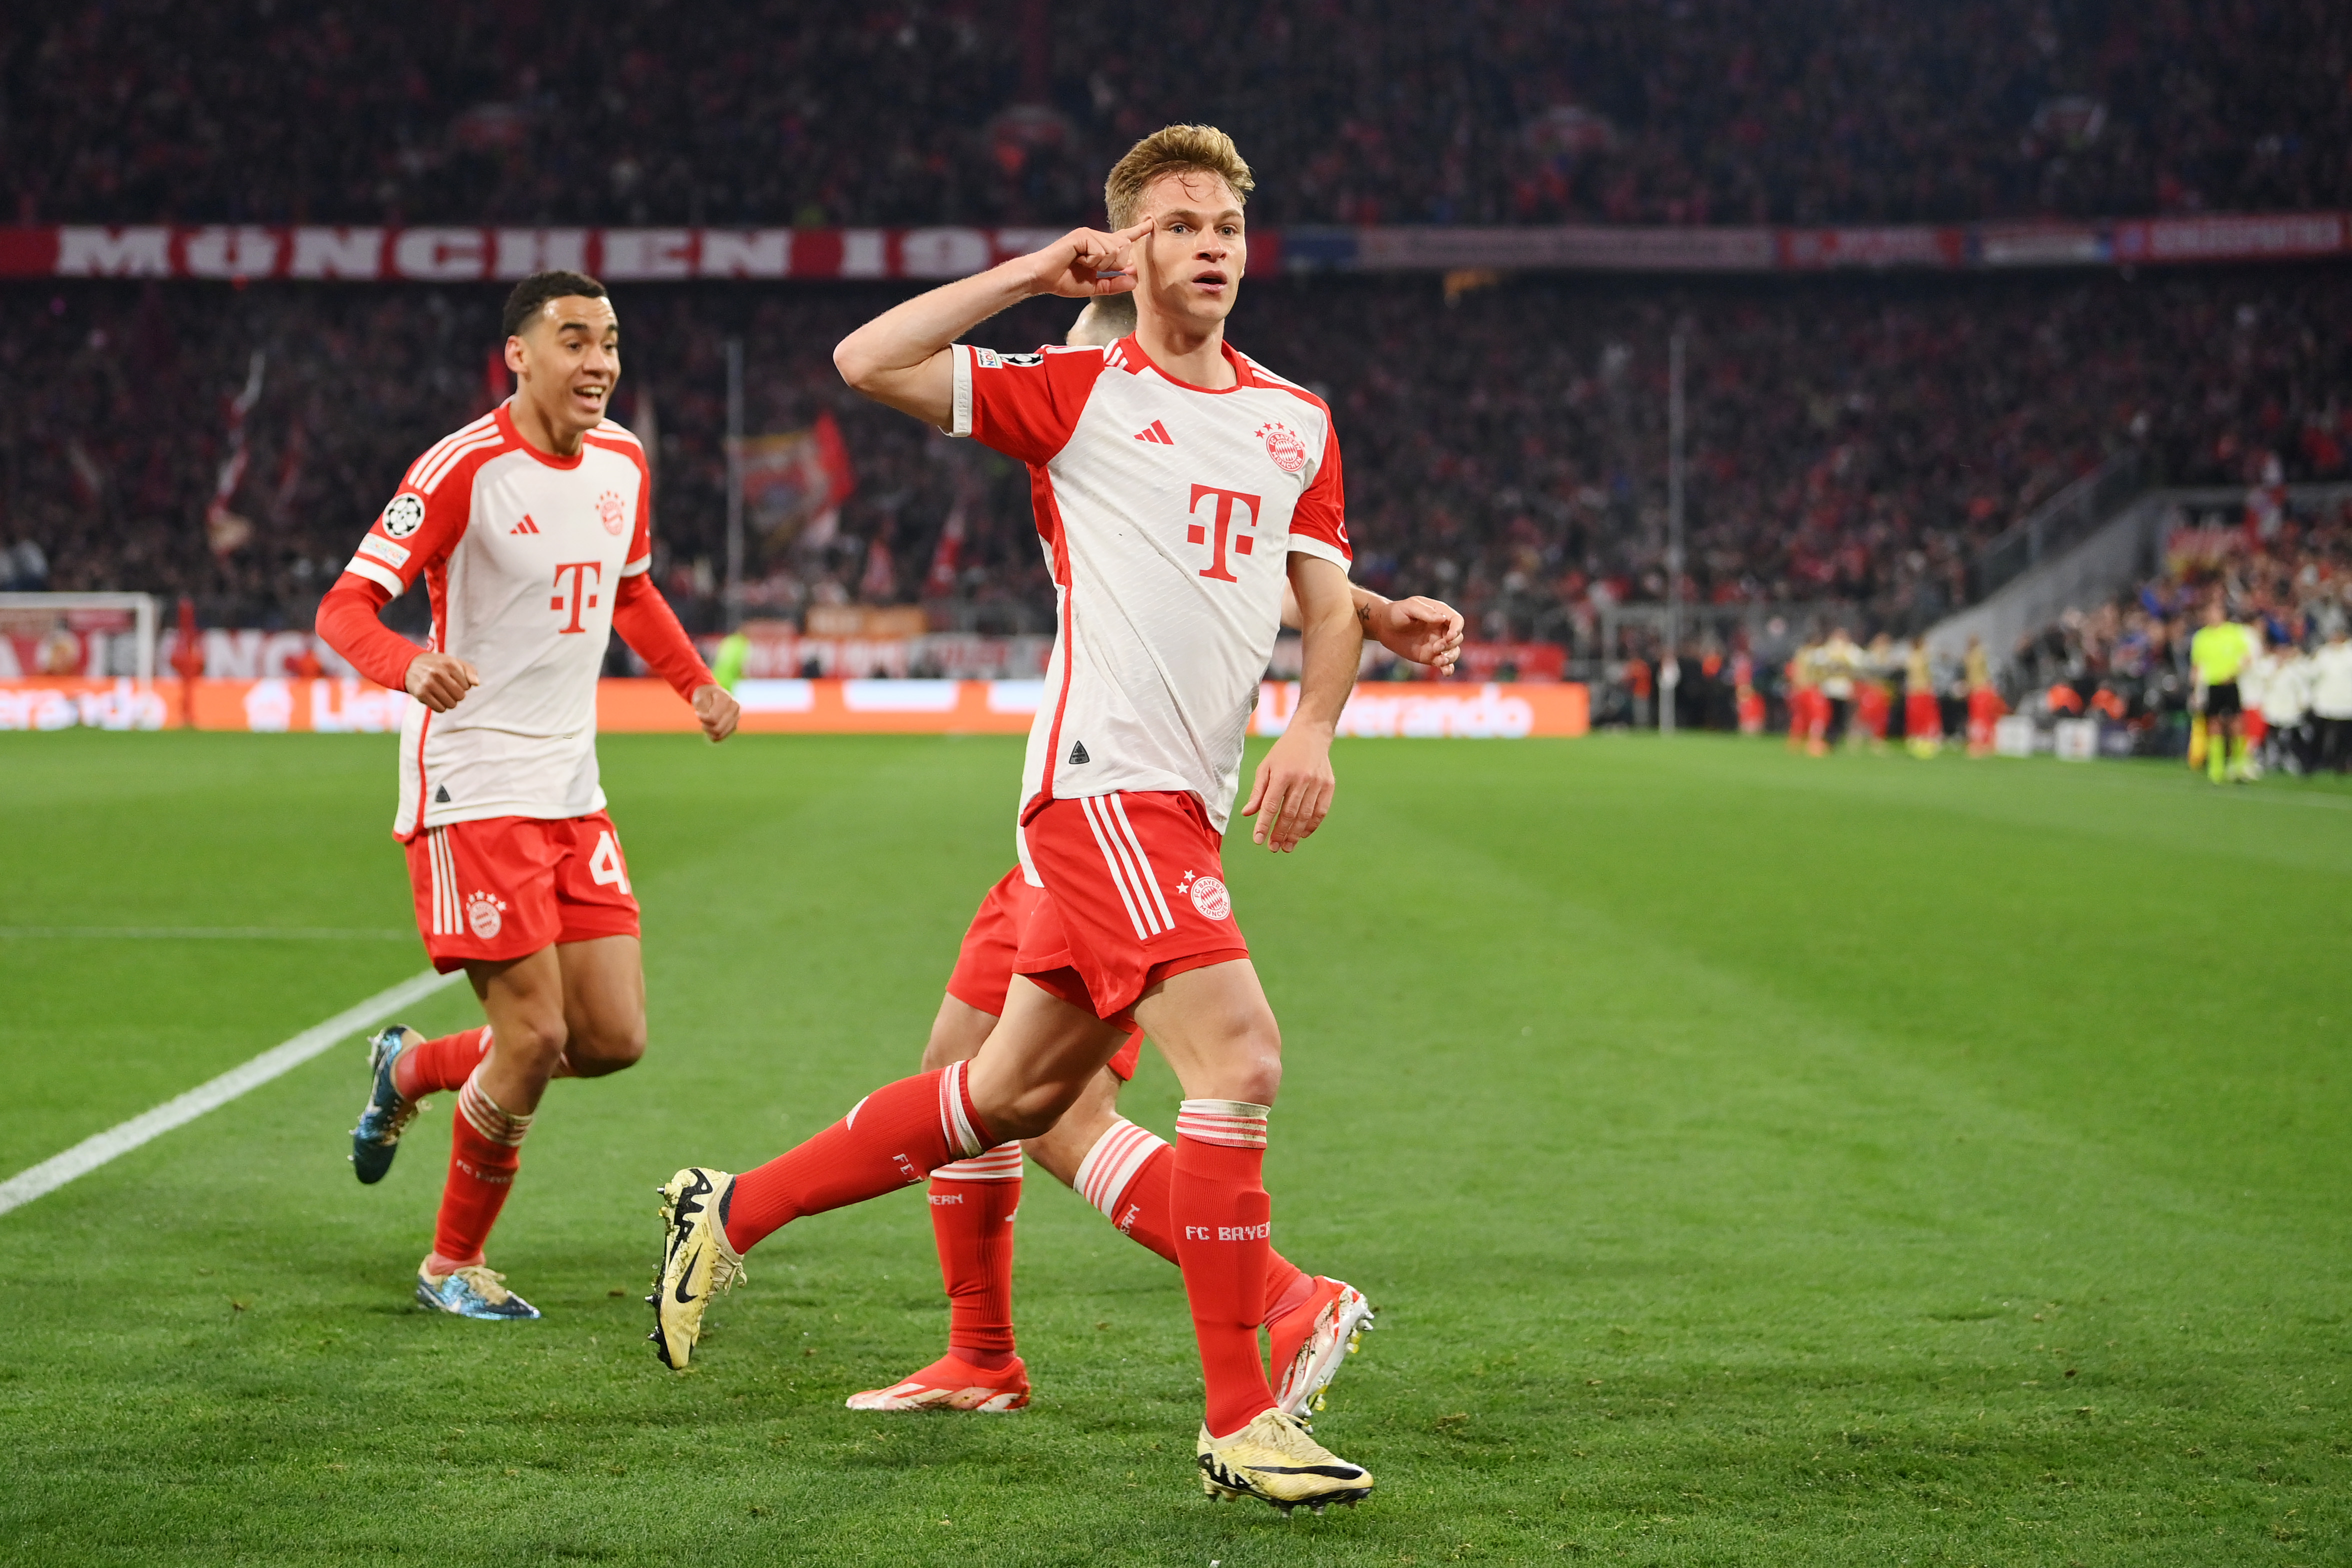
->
[692,682,740,743]
[1241,729,1337,854]
[1024,221,1155,299]
[404,652,480,712]
[1372,595,1466,676]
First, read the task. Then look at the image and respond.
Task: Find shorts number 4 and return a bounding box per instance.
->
[590,830,632,894]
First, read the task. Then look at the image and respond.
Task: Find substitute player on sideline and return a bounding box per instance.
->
[318,270,739,1320]
[857,288,1470,1421]
[652,126,1378,1512]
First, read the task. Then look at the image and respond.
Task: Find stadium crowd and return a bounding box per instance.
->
[5,266,2350,650]
[8,0,2349,230]
[2002,494,2352,769]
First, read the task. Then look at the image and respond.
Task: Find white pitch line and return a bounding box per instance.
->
[0,967,465,1218]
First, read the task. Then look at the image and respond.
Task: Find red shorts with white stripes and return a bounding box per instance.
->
[947,865,1142,1078]
[404,810,640,974]
[1014,790,1248,1032]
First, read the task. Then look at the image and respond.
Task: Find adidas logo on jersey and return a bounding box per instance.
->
[434,786,451,803]
[510,515,541,535]
[1068,740,1090,765]
[1132,420,1174,446]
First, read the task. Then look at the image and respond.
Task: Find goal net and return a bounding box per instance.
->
[0,593,160,680]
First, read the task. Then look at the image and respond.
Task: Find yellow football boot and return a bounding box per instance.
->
[648,1166,746,1368]
[1196,1408,1373,1514]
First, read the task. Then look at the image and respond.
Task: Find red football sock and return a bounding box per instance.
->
[429,1070,530,1270]
[1172,1100,1278,1438]
[929,1142,1022,1362]
[1078,1118,1181,1263]
[723,1062,993,1256]
[1080,1120,1308,1326]
[394,1026,492,1099]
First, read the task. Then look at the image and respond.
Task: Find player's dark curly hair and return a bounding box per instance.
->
[502,270,608,339]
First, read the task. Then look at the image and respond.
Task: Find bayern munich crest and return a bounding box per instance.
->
[597,490,627,536]
[466,890,507,940]
[1188,874,1232,921]
[1258,420,1308,474]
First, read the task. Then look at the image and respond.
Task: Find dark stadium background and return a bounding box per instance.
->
[2,0,2347,731]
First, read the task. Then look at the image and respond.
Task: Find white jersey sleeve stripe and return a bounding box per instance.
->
[1106,793,1176,930]
[416,430,506,494]
[402,414,498,486]
[1079,794,1157,940]
[412,430,500,496]
[344,556,404,596]
[619,554,652,577]
[401,422,476,488]
[420,426,507,490]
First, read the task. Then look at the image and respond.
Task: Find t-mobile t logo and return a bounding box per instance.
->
[1186,484,1262,582]
[549,561,603,633]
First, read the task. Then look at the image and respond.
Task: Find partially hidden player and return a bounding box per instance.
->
[847,290,1465,1420]
[650,126,1383,1512]
[316,270,740,1320]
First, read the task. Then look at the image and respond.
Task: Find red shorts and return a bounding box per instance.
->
[1788,690,1816,734]
[948,866,1142,1078]
[405,810,640,973]
[1014,790,1248,1033]
[1856,685,1890,738]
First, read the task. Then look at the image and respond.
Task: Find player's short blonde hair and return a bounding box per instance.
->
[1104,124,1254,229]
[1066,293,1137,348]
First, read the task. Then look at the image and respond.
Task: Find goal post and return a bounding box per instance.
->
[0,593,160,681]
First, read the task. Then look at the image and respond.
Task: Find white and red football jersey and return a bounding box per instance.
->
[946,333,1352,856]
[341,402,652,839]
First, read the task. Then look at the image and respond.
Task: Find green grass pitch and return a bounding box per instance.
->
[0,730,2346,1566]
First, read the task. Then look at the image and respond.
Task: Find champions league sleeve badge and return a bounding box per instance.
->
[380,493,426,538]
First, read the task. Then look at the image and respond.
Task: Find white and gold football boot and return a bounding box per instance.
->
[648,1166,746,1369]
[1270,1277,1376,1418]
[1196,1408,1374,1514]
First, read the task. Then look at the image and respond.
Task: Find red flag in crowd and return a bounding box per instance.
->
[204,352,265,557]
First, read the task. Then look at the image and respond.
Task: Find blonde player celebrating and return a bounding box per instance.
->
[854,282,1466,1420]
[318,270,738,1320]
[652,126,1379,1512]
